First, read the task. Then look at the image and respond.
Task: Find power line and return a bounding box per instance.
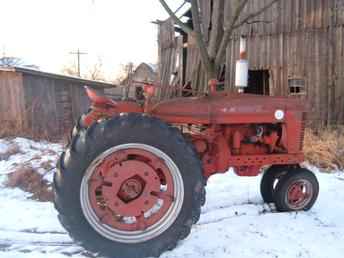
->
[69,48,88,77]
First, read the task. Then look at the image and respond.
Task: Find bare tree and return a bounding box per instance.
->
[159,0,279,81]
[115,62,136,84]
[61,63,79,77]
[86,58,105,81]
[62,59,106,81]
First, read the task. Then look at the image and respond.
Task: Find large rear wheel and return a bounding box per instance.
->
[54,114,204,258]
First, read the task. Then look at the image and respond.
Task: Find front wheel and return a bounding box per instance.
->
[273,168,319,212]
[260,165,289,203]
[54,114,204,258]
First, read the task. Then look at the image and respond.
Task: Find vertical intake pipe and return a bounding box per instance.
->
[235,36,249,93]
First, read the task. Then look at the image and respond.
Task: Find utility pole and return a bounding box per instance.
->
[70,49,87,77]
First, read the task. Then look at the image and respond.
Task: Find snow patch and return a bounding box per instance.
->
[0,137,343,258]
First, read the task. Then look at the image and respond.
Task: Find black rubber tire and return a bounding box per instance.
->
[260,165,289,203]
[54,113,204,258]
[70,122,204,225]
[180,130,206,208]
[273,168,319,212]
[70,114,87,140]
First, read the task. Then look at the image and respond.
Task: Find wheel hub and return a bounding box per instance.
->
[287,180,312,209]
[98,160,161,217]
[84,147,181,235]
[118,176,145,203]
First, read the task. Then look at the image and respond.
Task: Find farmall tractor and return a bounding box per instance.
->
[53,40,319,258]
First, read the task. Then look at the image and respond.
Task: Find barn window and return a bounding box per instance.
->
[288,78,306,95]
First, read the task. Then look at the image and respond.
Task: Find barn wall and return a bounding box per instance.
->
[226,31,329,123]
[0,71,25,130]
[22,74,103,138]
[22,74,60,137]
[225,0,344,124]
[157,0,344,124]
[235,0,344,36]
[158,19,178,99]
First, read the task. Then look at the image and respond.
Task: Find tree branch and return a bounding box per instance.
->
[215,0,279,67]
[233,0,279,29]
[208,0,225,59]
[175,0,188,18]
[158,0,193,35]
[225,0,249,30]
[190,0,213,75]
[244,19,273,25]
[215,0,248,68]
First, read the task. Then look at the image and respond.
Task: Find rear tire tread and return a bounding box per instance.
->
[54,113,204,258]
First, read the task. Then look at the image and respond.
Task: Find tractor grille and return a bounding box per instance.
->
[299,112,307,150]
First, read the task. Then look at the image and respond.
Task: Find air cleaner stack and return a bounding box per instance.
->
[235,36,249,93]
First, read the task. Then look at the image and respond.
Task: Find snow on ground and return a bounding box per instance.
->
[0,138,343,258]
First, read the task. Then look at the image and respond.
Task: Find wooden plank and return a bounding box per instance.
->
[0,71,25,130]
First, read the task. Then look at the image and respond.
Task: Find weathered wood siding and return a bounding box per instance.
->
[22,74,97,137]
[0,71,25,129]
[158,19,180,99]
[0,70,106,139]
[22,74,60,137]
[236,0,344,35]
[226,0,344,124]
[158,0,344,124]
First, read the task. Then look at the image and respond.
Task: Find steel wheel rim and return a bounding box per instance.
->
[285,179,313,210]
[80,143,184,244]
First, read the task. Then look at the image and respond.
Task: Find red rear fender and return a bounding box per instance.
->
[85,86,117,107]
[84,86,143,116]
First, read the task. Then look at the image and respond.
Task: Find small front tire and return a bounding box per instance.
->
[260,165,289,203]
[273,168,319,212]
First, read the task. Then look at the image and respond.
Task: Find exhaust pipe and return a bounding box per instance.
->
[235,36,249,93]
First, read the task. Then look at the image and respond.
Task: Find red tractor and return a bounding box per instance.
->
[54,80,319,258]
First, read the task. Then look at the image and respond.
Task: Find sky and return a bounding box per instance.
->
[0,0,185,80]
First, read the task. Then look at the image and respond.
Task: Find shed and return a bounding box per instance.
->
[0,67,117,139]
[157,0,344,125]
[121,63,158,100]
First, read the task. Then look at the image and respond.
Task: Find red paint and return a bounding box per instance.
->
[83,83,306,179]
[234,166,260,177]
[144,84,155,96]
[208,79,218,93]
[85,86,117,107]
[287,181,311,209]
[83,87,143,127]
[88,148,174,231]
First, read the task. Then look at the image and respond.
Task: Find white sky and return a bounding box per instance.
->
[0,0,185,79]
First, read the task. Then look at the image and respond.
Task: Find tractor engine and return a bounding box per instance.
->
[230,124,285,156]
[188,122,295,178]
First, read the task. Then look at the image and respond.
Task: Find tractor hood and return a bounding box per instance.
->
[149,93,306,124]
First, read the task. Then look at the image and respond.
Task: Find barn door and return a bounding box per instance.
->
[246,70,270,95]
[55,86,73,134]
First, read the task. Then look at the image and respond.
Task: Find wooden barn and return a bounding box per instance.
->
[157,0,344,125]
[0,67,117,139]
[121,62,158,100]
